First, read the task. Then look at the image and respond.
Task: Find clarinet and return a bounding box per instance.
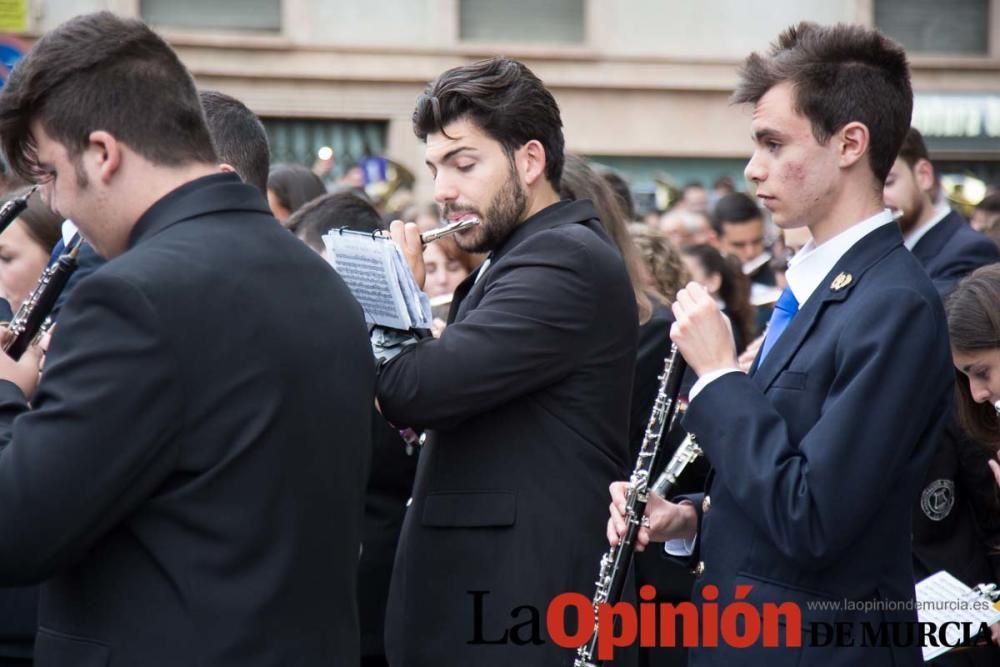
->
[651,433,702,498]
[575,345,689,667]
[4,236,83,360]
[0,185,39,237]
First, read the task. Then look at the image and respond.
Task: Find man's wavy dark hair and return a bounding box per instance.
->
[412,56,565,190]
[0,11,217,181]
[733,22,912,185]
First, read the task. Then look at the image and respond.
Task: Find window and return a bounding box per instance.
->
[874,0,988,55]
[263,119,387,178]
[140,0,281,32]
[459,0,584,44]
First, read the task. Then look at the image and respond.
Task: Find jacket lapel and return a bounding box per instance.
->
[750,222,902,391]
[910,210,960,266]
[448,268,482,324]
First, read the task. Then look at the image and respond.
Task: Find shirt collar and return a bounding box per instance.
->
[785,209,895,306]
[903,202,951,250]
[61,219,78,245]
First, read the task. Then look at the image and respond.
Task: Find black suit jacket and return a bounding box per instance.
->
[911,209,1000,297]
[377,200,638,666]
[0,173,374,666]
[358,413,418,661]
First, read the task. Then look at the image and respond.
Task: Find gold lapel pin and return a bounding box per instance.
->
[830,272,853,291]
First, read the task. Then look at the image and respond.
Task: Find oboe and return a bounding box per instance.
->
[4,236,83,360]
[651,434,702,498]
[575,345,689,667]
[0,185,39,236]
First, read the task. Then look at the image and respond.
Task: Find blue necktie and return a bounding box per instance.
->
[759,287,799,363]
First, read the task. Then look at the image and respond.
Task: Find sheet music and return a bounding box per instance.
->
[915,570,1000,661]
[323,231,431,330]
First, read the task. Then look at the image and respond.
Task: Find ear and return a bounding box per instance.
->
[837,122,870,170]
[219,163,238,176]
[87,130,121,184]
[912,158,935,193]
[519,139,548,187]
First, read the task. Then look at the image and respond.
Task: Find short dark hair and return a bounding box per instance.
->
[713,192,761,227]
[896,127,930,169]
[267,164,327,215]
[0,11,217,181]
[288,191,384,251]
[412,56,565,190]
[732,22,911,185]
[200,90,270,194]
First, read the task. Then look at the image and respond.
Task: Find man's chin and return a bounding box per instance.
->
[455,230,488,253]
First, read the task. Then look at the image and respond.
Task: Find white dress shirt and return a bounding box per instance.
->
[902,203,950,251]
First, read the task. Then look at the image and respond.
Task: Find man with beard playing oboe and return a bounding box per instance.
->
[377,56,638,666]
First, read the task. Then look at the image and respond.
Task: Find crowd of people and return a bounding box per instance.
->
[0,10,996,667]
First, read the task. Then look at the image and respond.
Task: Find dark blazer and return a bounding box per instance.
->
[358,413,418,663]
[0,174,374,667]
[680,223,952,666]
[911,209,1000,297]
[377,200,638,666]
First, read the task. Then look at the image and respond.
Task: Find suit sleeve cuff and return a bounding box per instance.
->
[689,367,742,401]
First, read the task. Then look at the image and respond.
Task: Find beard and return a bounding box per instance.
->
[446,164,527,254]
[895,199,923,235]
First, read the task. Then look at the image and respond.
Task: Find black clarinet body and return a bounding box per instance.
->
[0,185,38,237]
[575,345,689,667]
[4,240,82,360]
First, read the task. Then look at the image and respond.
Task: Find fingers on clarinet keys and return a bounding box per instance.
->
[640,516,651,528]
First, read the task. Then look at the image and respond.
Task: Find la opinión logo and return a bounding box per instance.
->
[466,585,993,661]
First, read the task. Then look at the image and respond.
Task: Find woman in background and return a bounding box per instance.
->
[629,224,688,305]
[422,236,478,336]
[561,154,694,667]
[679,243,754,355]
[946,263,1000,491]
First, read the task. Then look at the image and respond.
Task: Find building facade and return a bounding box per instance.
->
[9,0,1000,206]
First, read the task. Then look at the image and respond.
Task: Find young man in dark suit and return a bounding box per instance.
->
[883,127,1000,298]
[611,23,954,666]
[884,127,1000,666]
[377,57,638,666]
[0,12,373,666]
